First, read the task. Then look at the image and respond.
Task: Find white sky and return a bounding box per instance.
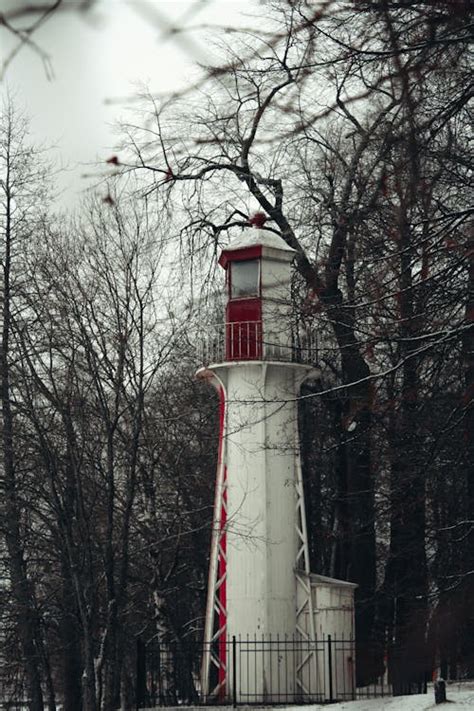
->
[1,0,258,207]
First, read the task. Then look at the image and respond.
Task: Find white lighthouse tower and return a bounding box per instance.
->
[198,229,356,704]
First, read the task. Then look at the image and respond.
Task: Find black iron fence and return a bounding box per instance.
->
[136,636,392,707]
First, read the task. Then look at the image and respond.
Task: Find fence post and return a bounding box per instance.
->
[135,638,147,710]
[328,635,334,702]
[232,636,237,708]
[434,679,446,704]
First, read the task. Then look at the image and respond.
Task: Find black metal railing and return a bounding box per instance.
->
[136,636,392,707]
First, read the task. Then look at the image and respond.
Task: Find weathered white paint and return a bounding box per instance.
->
[296,573,357,700]
[199,360,312,641]
[261,254,295,357]
[198,359,314,701]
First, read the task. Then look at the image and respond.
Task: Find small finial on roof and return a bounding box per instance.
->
[248,212,268,228]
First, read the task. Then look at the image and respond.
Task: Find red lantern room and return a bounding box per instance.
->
[218,229,296,362]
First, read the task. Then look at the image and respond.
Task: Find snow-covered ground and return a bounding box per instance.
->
[150,683,474,711]
[276,682,474,710]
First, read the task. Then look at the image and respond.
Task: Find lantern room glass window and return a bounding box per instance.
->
[230,259,260,299]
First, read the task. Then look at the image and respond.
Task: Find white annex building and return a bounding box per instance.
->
[197,228,356,704]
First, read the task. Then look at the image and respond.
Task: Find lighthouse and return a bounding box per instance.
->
[198,229,356,704]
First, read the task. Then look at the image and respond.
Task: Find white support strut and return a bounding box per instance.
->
[200,371,228,700]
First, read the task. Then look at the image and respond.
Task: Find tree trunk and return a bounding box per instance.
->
[460,233,474,673]
[1,169,44,711]
[323,296,377,686]
[59,567,83,711]
[384,218,428,695]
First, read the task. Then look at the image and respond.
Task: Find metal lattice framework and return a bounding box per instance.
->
[200,386,228,700]
[294,427,320,696]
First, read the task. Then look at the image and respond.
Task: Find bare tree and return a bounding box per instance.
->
[115,0,472,690]
[0,99,54,711]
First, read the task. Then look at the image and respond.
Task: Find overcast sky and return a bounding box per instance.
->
[1,0,257,207]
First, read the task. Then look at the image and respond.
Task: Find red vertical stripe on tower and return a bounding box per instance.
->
[218,466,227,693]
[216,387,227,696]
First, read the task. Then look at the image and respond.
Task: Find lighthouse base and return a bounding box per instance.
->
[202,575,356,705]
